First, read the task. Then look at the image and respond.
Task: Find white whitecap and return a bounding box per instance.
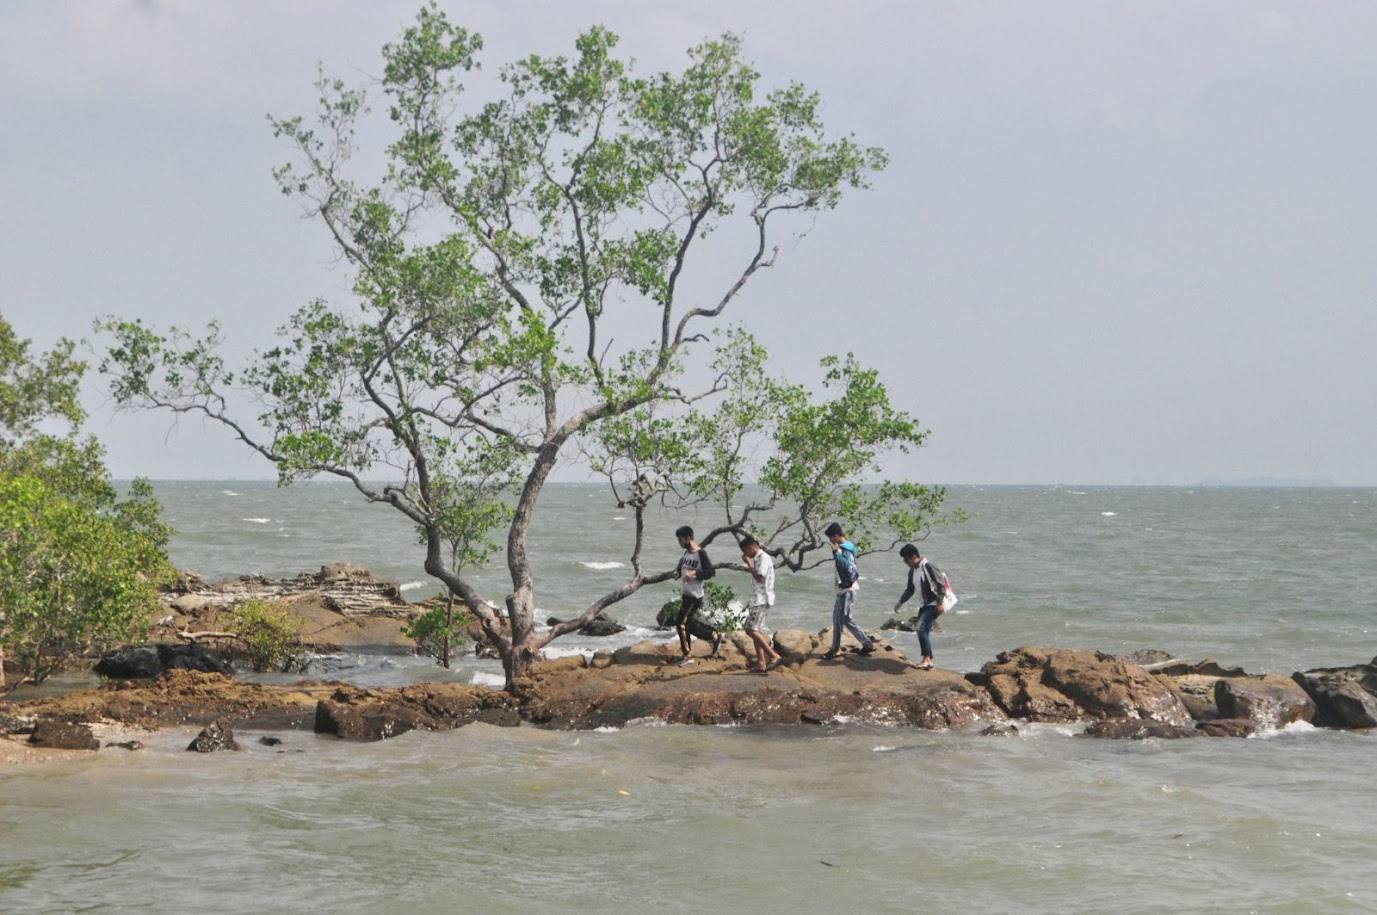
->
[222,490,240,496]
[593,725,622,733]
[872,745,898,752]
[612,516,627,521]
[399,581,429,592]
[1101,511,1117,517]
[470,671,506,689]
[242,517,272,524]
[1251,719,1318,739]
[581,561,625,570]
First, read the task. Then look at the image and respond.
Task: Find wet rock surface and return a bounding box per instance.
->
[973,647,1192,725]
[95,643,234,679]
[1292,659,1377,729]
[8,636,1377,753]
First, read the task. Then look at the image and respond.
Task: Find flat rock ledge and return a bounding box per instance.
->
[7,638,1377,752]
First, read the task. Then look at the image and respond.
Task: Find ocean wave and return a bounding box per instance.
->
[581,561,625,570]
[222,490,240,496]
[1101,511,1117,517]
[1252,719,1319,740]
[241,517,272,524]
[399,581,429,592]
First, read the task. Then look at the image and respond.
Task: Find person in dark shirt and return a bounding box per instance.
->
[670,525,720,666]
[892,543,949,670]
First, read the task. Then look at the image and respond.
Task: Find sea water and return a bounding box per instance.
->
[3,483,1376,913]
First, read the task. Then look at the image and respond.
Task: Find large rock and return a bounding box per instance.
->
[1292,660,1377,728]
[1214,675,1314,729]
[28,720,100,751]
[974,647,1192,725]
[187,718,241,752]
[95,643,233,679]
[517,638,1005,730]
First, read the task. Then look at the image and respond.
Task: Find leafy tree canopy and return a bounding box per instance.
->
[98,5,949,688]
[0,315,174,689]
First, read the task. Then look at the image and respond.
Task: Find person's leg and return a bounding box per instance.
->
[916,605,936,664]
[840,590,874,650]
[826,592,846,655]
[747,629,767,669]
[674,596,696,656]
[747,606,780,669]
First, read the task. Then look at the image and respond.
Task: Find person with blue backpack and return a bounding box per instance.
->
[820,522,876,660]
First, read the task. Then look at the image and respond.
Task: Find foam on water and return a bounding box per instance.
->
[469,671,505,689]
[580,560,625,570]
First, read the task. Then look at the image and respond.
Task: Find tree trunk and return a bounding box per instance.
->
[503,586,538,690]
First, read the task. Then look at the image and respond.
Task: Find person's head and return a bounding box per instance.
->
[900,543,922,567]
[824,522,845,545]
[741,535,760,557]
[675,525,694,547]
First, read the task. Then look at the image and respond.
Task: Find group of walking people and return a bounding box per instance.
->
[669,522,951,673]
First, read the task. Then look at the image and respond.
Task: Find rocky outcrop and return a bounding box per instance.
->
[518,631,1006,731]
[156,565,423,654]
[1292,659,1377,728]
[973,647,1192,725]
[313,683,522,740]
[12,634,1377,752]
[165,563,411,616]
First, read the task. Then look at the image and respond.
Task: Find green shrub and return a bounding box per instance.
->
[403,601,469,668]
[655,581,742,632]
[230,599,302,672]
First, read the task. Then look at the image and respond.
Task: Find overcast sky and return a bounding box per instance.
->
[3,1,1375,485]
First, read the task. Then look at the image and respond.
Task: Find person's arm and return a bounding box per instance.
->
[894,567,916,612]
[698,549,715,580]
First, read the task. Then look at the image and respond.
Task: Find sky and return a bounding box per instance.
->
[3,0,1376,486]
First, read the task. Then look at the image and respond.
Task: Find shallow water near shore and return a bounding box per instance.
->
[4,720,1377,912]
[4,483,1377,911]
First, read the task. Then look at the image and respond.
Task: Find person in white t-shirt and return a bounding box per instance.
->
[740,536,782,673]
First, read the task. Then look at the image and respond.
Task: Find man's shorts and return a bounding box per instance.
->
[745,604,770,632]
